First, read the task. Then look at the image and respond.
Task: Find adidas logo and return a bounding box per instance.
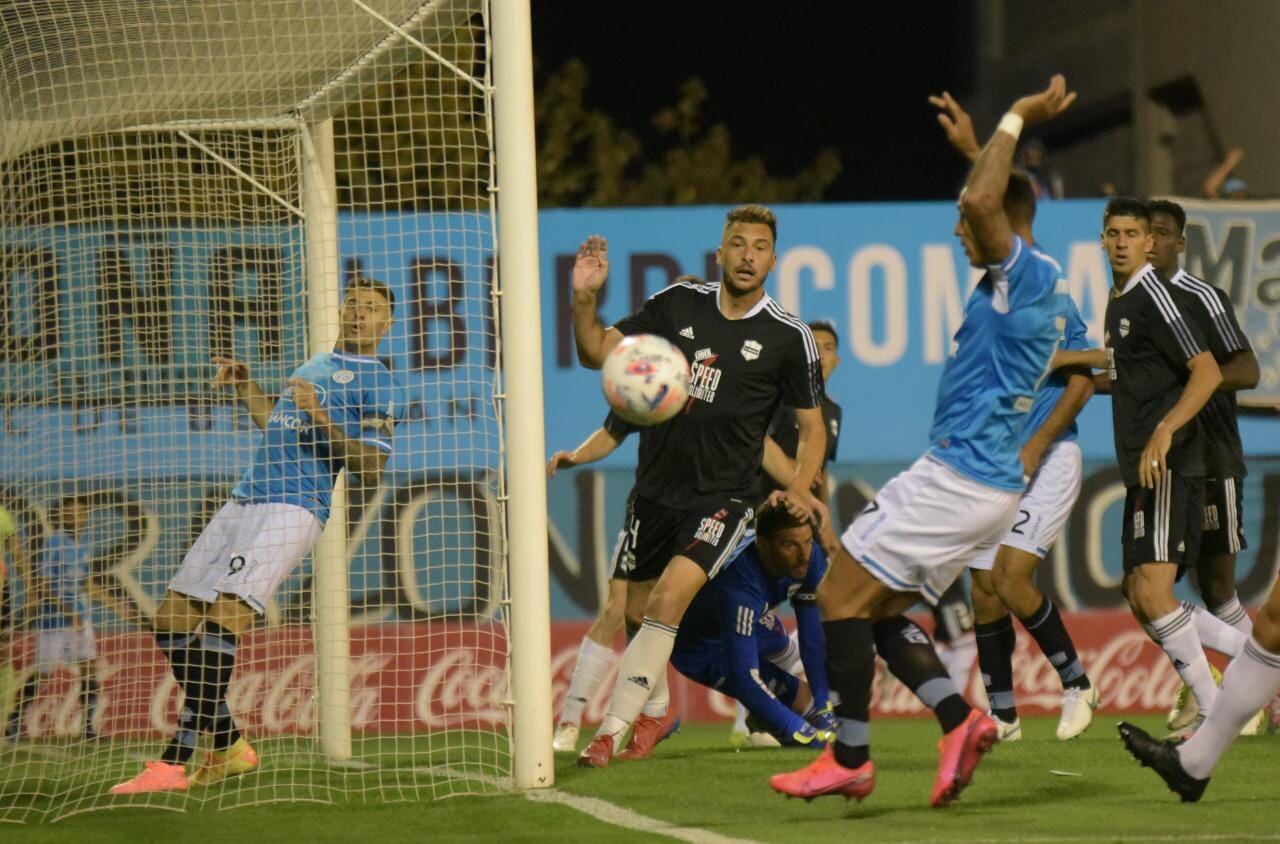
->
[626,675,651,690]
[679,326,695,339]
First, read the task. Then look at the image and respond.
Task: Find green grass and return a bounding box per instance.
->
[5,717,1280,842]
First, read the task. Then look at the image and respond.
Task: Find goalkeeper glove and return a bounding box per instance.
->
[809,701,838,735]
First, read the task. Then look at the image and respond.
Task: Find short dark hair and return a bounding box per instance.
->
[1004,170,1037,227]
[673,274,704,285]
[724,204,777,245]
[1146,199,1187,234]
[1103,196,1150,228]
[52,494,86,527]
[807,319,839,346]
[346,276,396,312]
[756,504,808,537]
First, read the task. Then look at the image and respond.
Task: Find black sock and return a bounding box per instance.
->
[81,675,100,735]
[156,630,200,764]
[196,623,241,751]
[1020,598,1089,691]
[974,614,1018,721]
[874,615,971,734]
[7,676,39,735]
[823,617,874,769]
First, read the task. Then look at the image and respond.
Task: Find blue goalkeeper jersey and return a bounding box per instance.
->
[232,350,404,523]
[35,530,91,631]
[671,541,829,737]
[928,236,1072,490]
[1021,295,1091,445]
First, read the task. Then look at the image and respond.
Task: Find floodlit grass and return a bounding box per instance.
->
[6,717,1278,842]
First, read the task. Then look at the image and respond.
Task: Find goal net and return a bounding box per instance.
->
[0,0,521,822]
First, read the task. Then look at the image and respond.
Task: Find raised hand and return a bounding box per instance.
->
[286,377,322,416]
[928,91,981,162]
[572,235,609,295]
[211,356,251,390]
[1010,74,1077,126]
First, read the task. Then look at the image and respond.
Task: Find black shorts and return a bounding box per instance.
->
[1121,473,1204,572]
[1200,476,1247,557]
[611,492,754,583]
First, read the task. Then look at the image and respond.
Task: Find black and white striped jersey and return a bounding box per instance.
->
[1168,268,1251,481]
[1104,264,1209,487]
[612,279,823,509]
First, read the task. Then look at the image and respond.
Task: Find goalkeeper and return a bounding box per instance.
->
[670,503,835,747]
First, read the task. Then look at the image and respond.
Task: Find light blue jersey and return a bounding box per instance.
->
[36,530,91,631]
[232,350,404,523]
[928,236,1071,491]
[1021,297,1090,445]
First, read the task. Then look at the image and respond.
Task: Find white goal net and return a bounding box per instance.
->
[0,0,524,823]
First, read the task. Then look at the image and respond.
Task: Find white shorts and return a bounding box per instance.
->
[36,625,97,672]
[169,501,323,614]
[969,440,1082,570]
[841,454,1020,605]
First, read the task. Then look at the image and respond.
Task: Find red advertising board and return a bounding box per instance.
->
[3,611,1187,738]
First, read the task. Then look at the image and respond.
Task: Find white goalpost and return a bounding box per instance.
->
[0,0,551,823]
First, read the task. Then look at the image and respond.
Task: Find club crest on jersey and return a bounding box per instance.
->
[740,339,762,361]
[1119,317,1130,337]
[332,369,355,384]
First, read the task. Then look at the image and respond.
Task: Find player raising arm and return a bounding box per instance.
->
[111,279,404,794]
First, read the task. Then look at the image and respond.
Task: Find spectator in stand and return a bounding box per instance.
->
[1020,138,1064,200]
[1203,147,1249,199]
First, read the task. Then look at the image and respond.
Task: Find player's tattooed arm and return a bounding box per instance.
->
[571,235,624,369]
[212,357,273,430]
[960,75,1075,265]
[287,378,390,486]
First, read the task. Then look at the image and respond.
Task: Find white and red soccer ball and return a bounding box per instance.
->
[601,334,691,426]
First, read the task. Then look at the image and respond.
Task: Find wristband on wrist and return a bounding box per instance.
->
[997,112,1023,140]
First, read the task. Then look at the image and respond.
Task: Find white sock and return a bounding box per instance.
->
[1145,605,1217,716]
[731,701,748,733]
[560,635,617,726]
[1209,594,1253,637]
[938,632,978,697]
[597,618,676,751]
[641,663,670,718]
[1178,637,1280,779]
[1185,601,1247,659]
[764,632,803,677]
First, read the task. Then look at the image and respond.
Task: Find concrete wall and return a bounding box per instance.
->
[975,0,1280,197]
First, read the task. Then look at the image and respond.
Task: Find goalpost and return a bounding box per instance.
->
[0,0,550,823]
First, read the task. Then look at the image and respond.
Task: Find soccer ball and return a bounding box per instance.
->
[601,334,691,426]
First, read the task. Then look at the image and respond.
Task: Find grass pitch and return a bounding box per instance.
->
[5,716,1278,842]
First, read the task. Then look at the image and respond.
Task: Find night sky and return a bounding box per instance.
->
[531,2,977,202]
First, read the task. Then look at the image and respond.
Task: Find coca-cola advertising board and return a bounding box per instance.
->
[6,611,1192,738]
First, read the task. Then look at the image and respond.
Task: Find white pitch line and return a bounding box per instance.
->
[525,787,761,844]
[881,836,1280,844]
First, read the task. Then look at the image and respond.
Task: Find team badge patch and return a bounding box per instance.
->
[740,339,762,361]
[332,369,356,384]
[1118,318,1130,338]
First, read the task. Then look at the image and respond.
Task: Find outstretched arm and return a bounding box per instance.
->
[929,91,982,163]
[959,75,1076,265]
[213,357,273,430]
[547,425,627,476]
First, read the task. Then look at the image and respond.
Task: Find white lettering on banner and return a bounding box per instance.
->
[415,648,509,729]
[776,245,835,316]
[1066,241,1110,345]
[848,245,908,366]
